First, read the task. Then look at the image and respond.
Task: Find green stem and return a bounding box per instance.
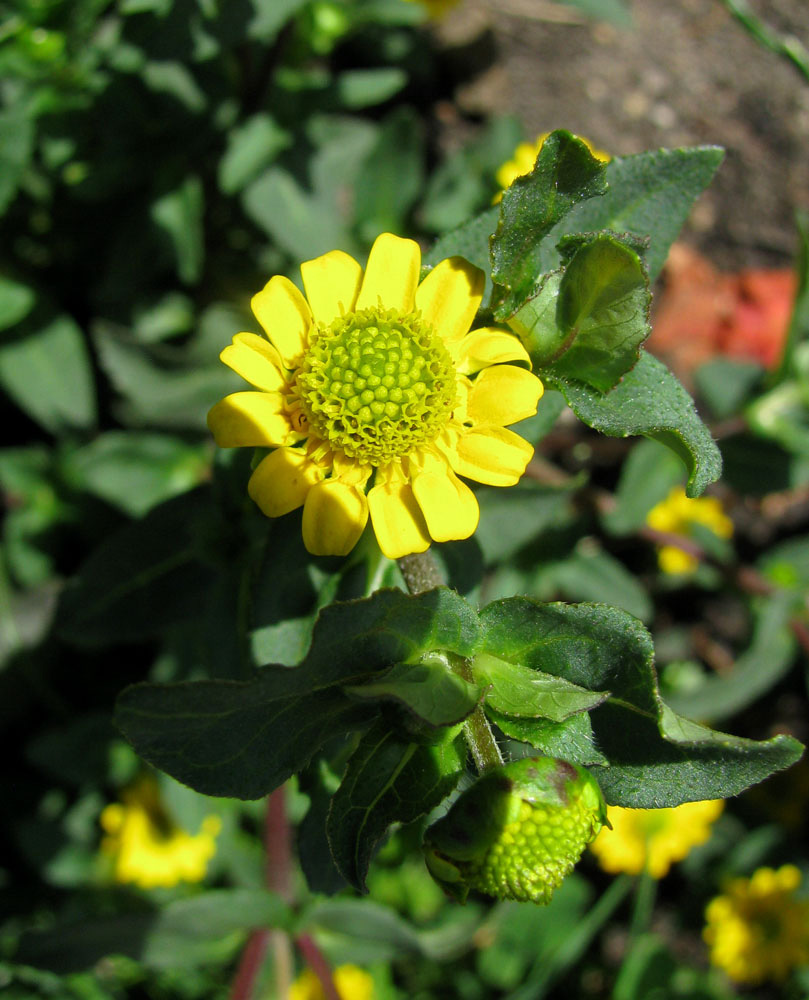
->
[722,0,809,82]
[397,549,503,773]
[628,869,657,943]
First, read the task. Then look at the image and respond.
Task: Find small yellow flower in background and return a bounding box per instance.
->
[589,800,724,878]
[704,865,809,984]
[645,486,733,574]
[494,132,610,201]
[208,233,543,560]
[402,0,462,19]
[290,964,374,1000]
[100,778,221,889]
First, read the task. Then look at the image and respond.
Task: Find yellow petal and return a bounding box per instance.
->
[248,448,322,517]
[251,275,313,367]
[220,333,287,391]
[207,392,292,447]
[466,365,544,426]
[452,426,534,486]
[412,468,479,543]
[368,475,430,559]
[414,256,485,345]
[356,233,421,312]
[455,326,531,374]
[300,249,363,327]
[301,480,369,556]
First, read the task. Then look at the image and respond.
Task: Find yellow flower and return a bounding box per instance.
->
[645,486,733,574]
[402,0,462,19]
[99,778,221,889]
[208,233,543,560]
[589,800,724,878]
[290,964,374,1000]
[494,132,610,200]
[704,865,809,984]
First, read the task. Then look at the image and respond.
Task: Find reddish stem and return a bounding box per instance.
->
[297,933,342,1000]
[230,931,270,1000]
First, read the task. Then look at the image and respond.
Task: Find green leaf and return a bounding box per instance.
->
[531,235,651,391]
[534,544,654,622]
[248,0,311,41]
[354,107,424,243]
[116,678,374,800]
[116,588,480,798]
[664,594,798,724]
[479,598,804,807]
[93,323,240,430]
[475,480,578,564]
[593,701,803,807]
[151,175,205,284]
[142,60,207,112]
[345,655,480,728]
[603,437,686,536]
[0,105,34,215]
[0,276,35,332]
[327,723,465,891]
[56,489,219,646]
[488,710,609,768]
[491,131,608,319]
[218,113,291,194]
[424,206,498,278]
[298,761,347,895]
[695,358,764,420]
[0,314,97,432]
[551,146,725,282]
[65,432,208,517]
[746,374,809,457]
[480,599,659,714]
[16,890,291,973]
[243,166,348,260]
[549,350,722,496]
[472,652,607,721]
[336,68,408,109]
[300,898,424,963]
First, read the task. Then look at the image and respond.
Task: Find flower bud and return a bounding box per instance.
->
[424,757,607,904]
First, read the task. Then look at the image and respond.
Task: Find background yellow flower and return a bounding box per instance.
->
[704,865,809,984]
[99,778,221,889]
[208,233,542,559]
[590,800,724,878]
[290,964,374,1000]
[645,486,733,573]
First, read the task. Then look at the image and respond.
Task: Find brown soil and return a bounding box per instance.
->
[438,0,809,270]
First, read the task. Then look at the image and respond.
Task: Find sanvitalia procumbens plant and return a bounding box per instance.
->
[115,133,804,905]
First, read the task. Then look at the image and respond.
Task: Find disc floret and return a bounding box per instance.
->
[295,307,457,466]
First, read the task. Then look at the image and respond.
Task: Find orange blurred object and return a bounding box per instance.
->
[649,244,796,380]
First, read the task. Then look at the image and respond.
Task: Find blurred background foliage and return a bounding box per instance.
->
[2,0,809,998]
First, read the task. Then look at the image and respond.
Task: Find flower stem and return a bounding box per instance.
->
[397,549,446,594]
[398,549,503,773]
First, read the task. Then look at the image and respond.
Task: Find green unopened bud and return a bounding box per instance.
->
[424,757,607,904]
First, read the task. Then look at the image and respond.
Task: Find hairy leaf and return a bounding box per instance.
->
[479,598,804,807]
[549,350,722,496]
[345,655,480,728]
[489,710,609,768]
[490,130,608,319]
[327,723,465,891]
[472,652,607,721]
[116,588,480,798]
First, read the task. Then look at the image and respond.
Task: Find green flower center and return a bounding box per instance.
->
[295,306,457,465]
